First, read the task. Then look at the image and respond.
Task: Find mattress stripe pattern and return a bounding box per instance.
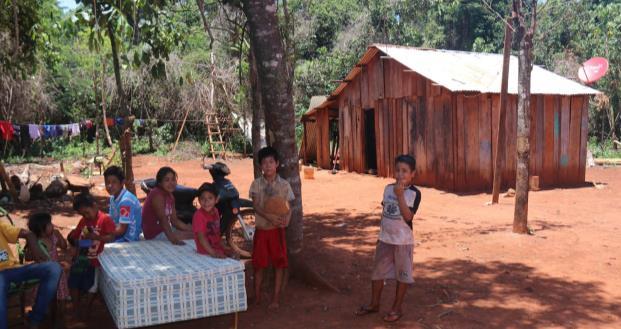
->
[99,240,247,328]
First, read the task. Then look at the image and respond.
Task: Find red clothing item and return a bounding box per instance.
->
[69,211,116,267]
[142,186,175,240]
[0,121,14,141]
[252,228,288,269]
[192,208,225,255]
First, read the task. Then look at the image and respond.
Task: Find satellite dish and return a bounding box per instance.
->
[578,57,609,84]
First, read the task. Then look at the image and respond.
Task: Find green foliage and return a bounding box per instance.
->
[589,137,621,159]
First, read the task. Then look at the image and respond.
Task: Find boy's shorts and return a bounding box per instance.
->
[68,261,97,293]
[252,228,288,269]
[371,241,414,284]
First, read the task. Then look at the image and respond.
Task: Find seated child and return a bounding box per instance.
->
[355,154,422,323]
[27,213,70,317]
[0,219,60,328]
[192,183,236,259]
[249,146,294,309]
[67,193,115,309]
[104,166,143,242]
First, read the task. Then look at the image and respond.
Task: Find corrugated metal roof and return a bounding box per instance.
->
[372,44,599,95]
[301,95,328,120]
[320,44,599,107]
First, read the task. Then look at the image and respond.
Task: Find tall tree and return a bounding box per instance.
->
[512,0,537,234]
[240,0,303,254]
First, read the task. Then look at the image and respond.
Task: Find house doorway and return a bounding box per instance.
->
[364,108,377,173]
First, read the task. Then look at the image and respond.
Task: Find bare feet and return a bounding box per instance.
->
[268,302,280,310]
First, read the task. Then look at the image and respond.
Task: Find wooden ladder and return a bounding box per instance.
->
[206,112,227,160]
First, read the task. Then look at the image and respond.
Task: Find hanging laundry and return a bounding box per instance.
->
[19,124,31,148]
[43,125,62,139]
[115,117,124,126]
[28,124,42,141]
[0,121,15,141]
[106,118,115,127]
[69,123,80,137]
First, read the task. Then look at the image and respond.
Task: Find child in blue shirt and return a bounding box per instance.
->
[104,166,143,242]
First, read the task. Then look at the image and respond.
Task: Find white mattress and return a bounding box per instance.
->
[99,240,247,328]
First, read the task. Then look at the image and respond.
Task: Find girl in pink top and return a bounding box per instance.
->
[141,167,193,245]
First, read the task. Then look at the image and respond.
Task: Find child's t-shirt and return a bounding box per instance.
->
[69,210,116,267]
[249,175,295,230]
[192,208,225,255]
[0,220,21,270]
[378,184,421,245]
[109,188,143,242]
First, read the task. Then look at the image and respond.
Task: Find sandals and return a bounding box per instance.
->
[355,305,379,316]
[383,311,403,322]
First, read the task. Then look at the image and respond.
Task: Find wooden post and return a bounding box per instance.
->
[172,106,192,153]
[491,16,513,204]
[302,121,308,165]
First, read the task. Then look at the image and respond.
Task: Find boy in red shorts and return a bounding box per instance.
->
[249,146,294,309]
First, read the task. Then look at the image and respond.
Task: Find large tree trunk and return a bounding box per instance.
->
[107,23,136,195]
[512,0,537,234]
[249,44,267,178]
[241,0,302,254]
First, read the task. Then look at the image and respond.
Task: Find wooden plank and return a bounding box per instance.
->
[425,96,436,187]
[559,96,571,185]
[455,94,467,191]
[340,103,348,172]
[434,95,446,189]
[479,94,493,189]
[378,57,385,99]
[415,97,427,185]
[408,98,416,156]
[542,95,555,186]
[578,96,589,182]
[569,96,583,184]
[528,95,538,176]
[465,95,480,189]
[504,96,517,187]
[403,98,410,155]
[360,66,370,109]
[535,95,545,178]
[374,100,383,176]
[444,93,455,191]
[385,99,393,177]
[374,104,381,175]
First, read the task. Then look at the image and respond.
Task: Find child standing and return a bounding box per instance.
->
[249,146,294,309]
[192,183,236,258]
[104,166,143,242]
[67,193,116,309]
[356,154,421,322]
[27,213,70,321]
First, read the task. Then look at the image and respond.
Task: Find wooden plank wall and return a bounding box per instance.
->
[300,120,318,164]
[335,53,589,191]
[315,109,331,169]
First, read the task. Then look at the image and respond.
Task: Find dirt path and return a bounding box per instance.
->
[9,155,621,328]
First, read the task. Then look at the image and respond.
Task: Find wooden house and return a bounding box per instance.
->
[301,44,599,192]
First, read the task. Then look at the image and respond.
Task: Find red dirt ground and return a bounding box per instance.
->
[7,155,621,329]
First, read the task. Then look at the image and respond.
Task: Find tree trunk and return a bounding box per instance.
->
[491,17,513,204]
[512,0,537,234]
[101,62,113,147]
[249,43,267,178]
[11,0,19,58]
[107,23,135,194]
[241,0,303,254]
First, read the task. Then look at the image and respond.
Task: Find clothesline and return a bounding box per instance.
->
[0,116,227,143]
